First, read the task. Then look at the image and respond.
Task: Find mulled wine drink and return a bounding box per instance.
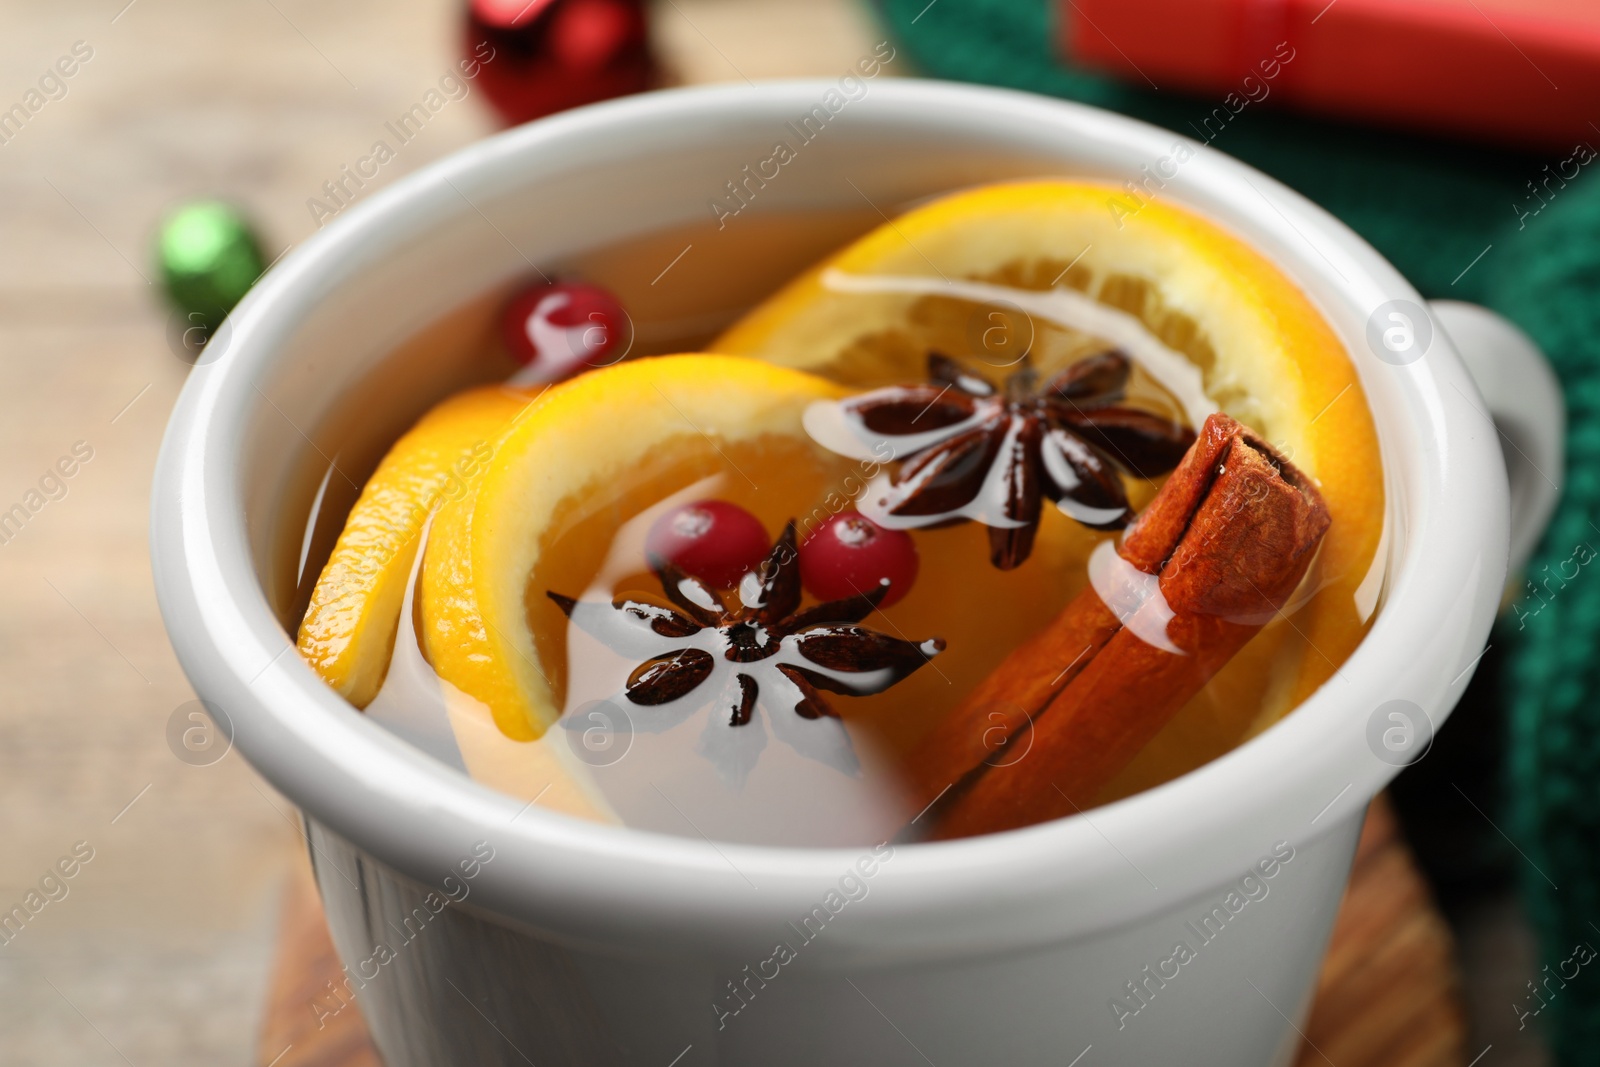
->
[293,181,1385,846]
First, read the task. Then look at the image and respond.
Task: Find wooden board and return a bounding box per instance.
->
[1294,797,1467,1067]
[256,796,1464,1067]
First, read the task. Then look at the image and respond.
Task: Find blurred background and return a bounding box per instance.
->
[3,0,1597,1064]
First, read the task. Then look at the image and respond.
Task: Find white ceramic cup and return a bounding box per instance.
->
[151,80,1561,1067]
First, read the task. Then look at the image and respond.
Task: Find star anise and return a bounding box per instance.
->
[548,522,944,780]
[814,351,1196,570]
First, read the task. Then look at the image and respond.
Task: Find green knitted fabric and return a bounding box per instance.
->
[1492,190,1600,1060]
[878,0,1600,1057]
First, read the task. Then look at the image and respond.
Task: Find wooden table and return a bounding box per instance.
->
[256,797,1465,1067]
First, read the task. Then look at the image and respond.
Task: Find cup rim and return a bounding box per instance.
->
[151,78,1506,961]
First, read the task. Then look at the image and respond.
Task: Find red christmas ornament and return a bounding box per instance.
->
[501,279,629,383]
[645,501,772,590]
[465,0,655,127]
[800,512,919,609]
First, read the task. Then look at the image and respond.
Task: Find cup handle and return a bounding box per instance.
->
[1428,300,1565,579]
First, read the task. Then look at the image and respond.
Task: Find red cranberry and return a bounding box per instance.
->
[501,280,629,382]
[800,512,918,608]
[645,501,769,589]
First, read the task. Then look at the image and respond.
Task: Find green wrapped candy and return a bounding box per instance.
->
[157,201,266,334]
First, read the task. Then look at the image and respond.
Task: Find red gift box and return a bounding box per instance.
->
[1061,0,1600,153]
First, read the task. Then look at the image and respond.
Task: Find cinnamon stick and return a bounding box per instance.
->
[907,413,1330,839]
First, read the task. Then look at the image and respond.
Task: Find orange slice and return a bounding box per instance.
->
[296,385,537,707]
[711,180,1384,755]
[418,355,852,741]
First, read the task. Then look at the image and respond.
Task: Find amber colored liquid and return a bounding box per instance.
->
[278,207,887,629]
[534,434,1115,764]
[283,206,1378,840]
[528,414,1329,819]
[562,232,1362,802]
